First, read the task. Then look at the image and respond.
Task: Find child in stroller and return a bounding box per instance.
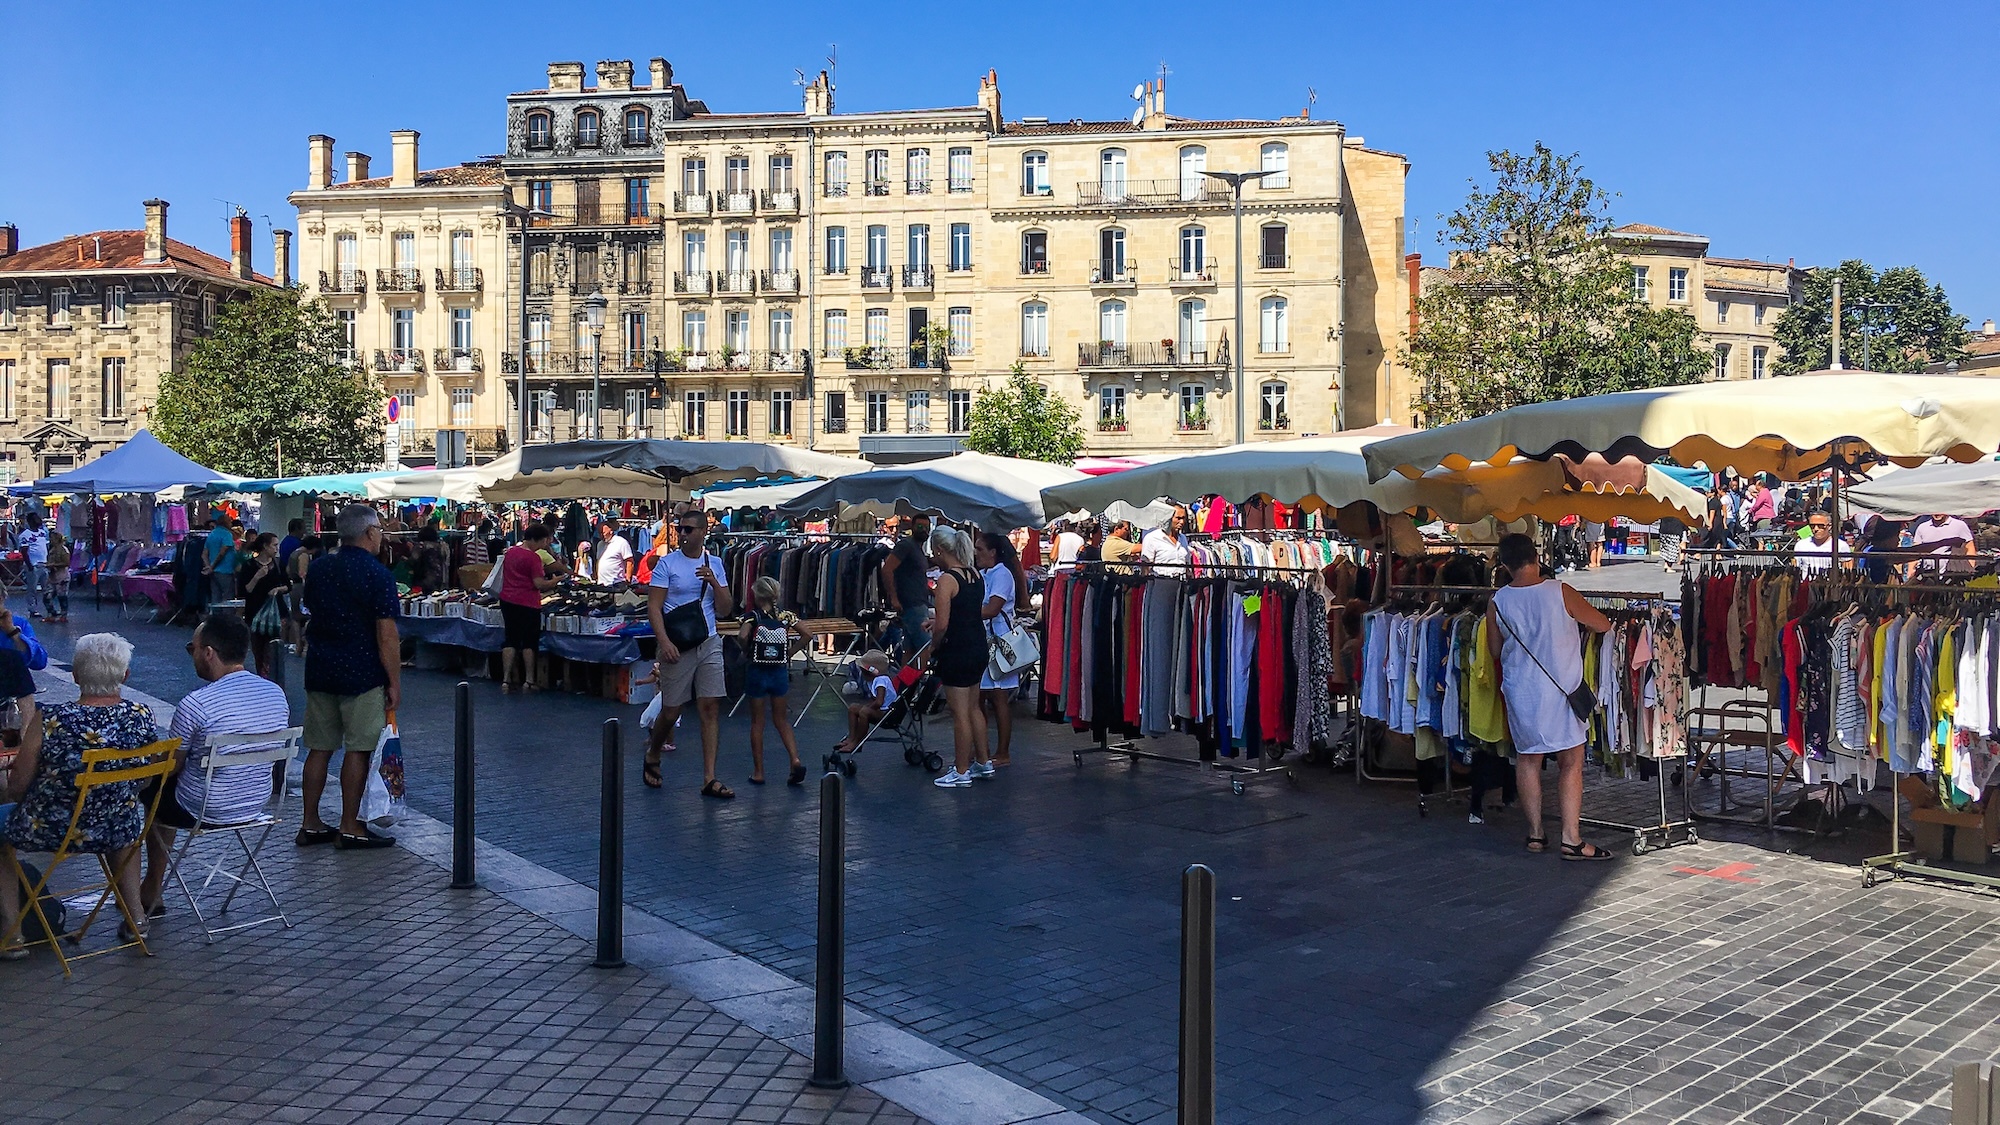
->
[833,649,901,755]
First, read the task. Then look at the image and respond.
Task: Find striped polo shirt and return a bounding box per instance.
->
[170,670,292,825]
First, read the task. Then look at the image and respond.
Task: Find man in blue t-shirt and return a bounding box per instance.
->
[278,519,306,571]
[204,513,239,605]
[299,505,401,849]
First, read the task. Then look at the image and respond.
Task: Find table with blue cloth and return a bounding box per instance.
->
[396,615,651,665]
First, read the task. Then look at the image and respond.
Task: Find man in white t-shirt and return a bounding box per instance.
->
[1051,522,1085,571]
[594,518,634,585]
[645,510,736,800]
[1791,513,1847,573]
[1910,513,1975,575]
[1139,506,1192,570]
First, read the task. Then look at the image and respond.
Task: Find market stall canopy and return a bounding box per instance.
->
[1041,426,1418,517]
[1361,372,2000,484]
[515,439,873,488]
[215,471,405,498]
[1845,457,2000,520]
[778,452,1083,529]
[11,430,238,496]
[695,478,827,510]
[366,449,672,503]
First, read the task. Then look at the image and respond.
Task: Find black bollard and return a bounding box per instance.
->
[594,718,625,969]
[1178,864,1216,1125]
[808,770,849,1089]
[450,681,476,889]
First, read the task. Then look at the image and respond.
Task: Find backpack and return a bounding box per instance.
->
[751,613,789,666]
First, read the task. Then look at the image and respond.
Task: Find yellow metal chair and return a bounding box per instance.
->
[2,737,180,976]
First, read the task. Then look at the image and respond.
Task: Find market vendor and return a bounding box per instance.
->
[594,517,634,585]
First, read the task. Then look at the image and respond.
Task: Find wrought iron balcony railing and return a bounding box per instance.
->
[902,265,934,290]
[1019,259,1051,277]
[1077,341,1228,368]
[1089,262,1138,286]
[374,348,425,373]
[822,416,848,434]
[716,190,756,215]
[319,269,366,294]
[432,347,484,373]
[715,270,757,296]
[860,268,893,290]
[762,269,800,295]
[905,178,932,195]
[376,268,424,293]
[673,191,711,215]
[864,180,891,196]
[1074,179,1232,208]
[1168,258,1219,284]
[532,204,666,227]
[761,189,800,213]
[435,267,484,292]
[673,271,712,295]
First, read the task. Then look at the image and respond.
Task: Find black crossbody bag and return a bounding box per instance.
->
[1492,601,1599,724]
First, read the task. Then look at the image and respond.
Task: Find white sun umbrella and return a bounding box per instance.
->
[695,479,827,510]
[514,438,873,489]
[1040,427,1424,517]
[778,452,1085,529]
[367,449,672,503]
[1844,457,2000,520]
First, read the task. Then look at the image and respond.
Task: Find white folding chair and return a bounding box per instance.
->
[165,727,303,942]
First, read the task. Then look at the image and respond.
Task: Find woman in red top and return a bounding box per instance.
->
[499,524,561,693]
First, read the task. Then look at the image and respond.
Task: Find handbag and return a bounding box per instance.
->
[986,613,1040,678]
[661,599,710,651]
[250,595,283,638]
[1492,597,1599,724]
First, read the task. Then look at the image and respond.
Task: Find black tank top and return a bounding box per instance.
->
[940,567,986,661]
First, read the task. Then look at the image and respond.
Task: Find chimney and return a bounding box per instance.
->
[547,61,585,92]
[1405,253,1422,339]
[308,134,336,190]
[597,59,633,91]
[229,211,254,280]
[1143,79,1168,131]
[977,69,1002,134]
[143,199,168,265]
[648,58,672,89]
[1984,318,1997,336]
[273,229,293,288]
[0,224,16,259]
[346,151,372,183]
[803,70,833,116]
[391,130,419,188]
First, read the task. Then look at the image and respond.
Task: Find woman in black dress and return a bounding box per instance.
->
[241,533,290,682]
[925,525,991,789]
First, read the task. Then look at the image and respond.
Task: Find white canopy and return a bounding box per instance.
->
[778,452,1085,529]
[1845,458,2000,520]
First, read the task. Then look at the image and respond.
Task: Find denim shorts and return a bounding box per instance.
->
[745,665,789,699]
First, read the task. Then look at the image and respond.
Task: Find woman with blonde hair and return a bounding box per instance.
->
[925,526,991,789]
[738,575,807,786]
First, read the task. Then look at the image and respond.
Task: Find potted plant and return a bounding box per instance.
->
[1098,412,1128,433]
[1180,402,1210,431]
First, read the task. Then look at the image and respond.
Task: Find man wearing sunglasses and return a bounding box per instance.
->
[644,511,735,798]
[1792,512,1847,573]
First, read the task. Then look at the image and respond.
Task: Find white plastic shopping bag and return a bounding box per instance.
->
[360,718,406,826]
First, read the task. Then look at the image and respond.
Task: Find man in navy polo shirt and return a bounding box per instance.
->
[298,505,401,850]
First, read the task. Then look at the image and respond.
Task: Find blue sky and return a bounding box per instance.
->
[7,1,1996,321]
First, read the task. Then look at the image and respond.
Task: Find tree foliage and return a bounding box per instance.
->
[1771,260,1967,375]
[153,289,385,477]
[1409,143,1711,424]
[961,364,1085,465]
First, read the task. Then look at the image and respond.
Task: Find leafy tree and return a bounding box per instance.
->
[961,363,1085,464]
[1410,143,1711,424]
[1771,260,1967,374]
[153,289,385,477]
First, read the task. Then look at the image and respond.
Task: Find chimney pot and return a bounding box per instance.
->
[547,61,585,92]
[1985,319,1997,336]
[390,130,420,188]
[597,59,633,91]
[648,58,671,89]
[143,199,169,265]
[0,223,17,259]
[345,151,372,183]
[273,229,293,288]
[229,212,254,280]
[308,134,336,190]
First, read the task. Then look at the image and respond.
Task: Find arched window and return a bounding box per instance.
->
[623,107,650,146]
[575,110,601,148]
[1178,226,1207,278]
[1098,385,1127,428]
[1259,142,1289,188]
[1259,223,1288,270]
[1178,145,1207,200]
[525,111,553,150]
[1178,299,1207,360]
[1020,230,1049,275]
[1098,148,1127,201]
[1020,301,1049,357]
[1095,227,1126,282]
[1098,299,1127,346]
[1021,151,1049,196]
[1259,382,1289,431]
[1259,296,1289,353]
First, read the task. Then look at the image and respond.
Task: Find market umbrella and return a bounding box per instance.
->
[1042,427,1418,517]
[1362,371,2000,484]
[778,452,1083,529]
[366,449,672,503]
[515,439,873,489]
[12,430,237,496]
[695,478,827,510]
[217,471,405,498]
[1844,457,2000,520]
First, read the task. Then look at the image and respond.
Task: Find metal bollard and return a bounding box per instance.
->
[594,718,625,969]
[1178,863,1216,1125]
[808,770,849,1089]
[450,681,476,889]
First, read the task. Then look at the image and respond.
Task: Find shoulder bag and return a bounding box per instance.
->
[659,552,714,651]
[986,607,1040,678]
[1492,595,1598,724]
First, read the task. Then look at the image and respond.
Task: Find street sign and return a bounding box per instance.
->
[386,397,401,424]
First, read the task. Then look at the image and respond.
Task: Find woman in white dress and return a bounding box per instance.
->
[974,532,1031,765]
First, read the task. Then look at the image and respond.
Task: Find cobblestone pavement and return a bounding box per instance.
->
[20,599,2000,1124]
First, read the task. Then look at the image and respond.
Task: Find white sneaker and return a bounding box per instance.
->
[934,769,972,788]
[969,761,996,779]
[1467,812,1485,825]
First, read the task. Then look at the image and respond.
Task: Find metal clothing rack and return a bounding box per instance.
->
[1058,559,1316,794]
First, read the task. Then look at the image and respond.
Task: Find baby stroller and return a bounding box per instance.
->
[824,647,943,777]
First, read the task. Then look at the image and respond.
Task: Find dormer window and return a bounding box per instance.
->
[623,107,650,146]
[525,111,553,150]
[575,109,601,148]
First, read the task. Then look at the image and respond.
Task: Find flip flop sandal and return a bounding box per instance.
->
[1561,841,1615,862]
[295,827,339,847]
[701,779,736,800]
[788,763,807,786]
[748,775,767,785]
[642,760,663,789]
[1525,836,1548,854]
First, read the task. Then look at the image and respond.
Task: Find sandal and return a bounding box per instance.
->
[748,774,766,786]
[642,759,662,789]
[1561,841,1615,862]
[295,826,339,847]
[701,779,735,800]
[1525,836,1548,854]
[788,763,807,786]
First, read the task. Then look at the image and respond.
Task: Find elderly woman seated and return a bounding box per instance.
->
[1,633,158,956]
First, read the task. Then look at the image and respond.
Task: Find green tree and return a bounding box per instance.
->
[153,289,385,477]
[961,364,1085,464]
[1409,143,1712,424]
[1771,260,1967,374]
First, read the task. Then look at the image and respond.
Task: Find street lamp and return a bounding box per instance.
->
[579,291,607,439]
[1201,169,1276,445]
[506,200,556,448]
[1849,298,1898,373]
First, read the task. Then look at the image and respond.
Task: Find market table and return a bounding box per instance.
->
[114,573,177,611]
[396,615,649,665]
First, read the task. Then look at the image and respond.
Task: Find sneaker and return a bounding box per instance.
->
[969,761,995,779]
[933,769,972,788]
[1467,813,1485,825]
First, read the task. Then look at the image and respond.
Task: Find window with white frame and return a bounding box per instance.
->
[683,390,707,435]
[727,389,751,435]
[769,308,794,358]
[452,307,475,356]
[684,230,707,275]
[1179,298,1207,358]
[1021,230,1049,274]
[1259,142,1289,188]
[391,308,415,357]
[1752,346,1767,380]
[823,151,848,196]
[1098,148,1127,199]
[906,390,932,432]
[864,149,891,193]
[1098,299,1127,346]
[0,291,13,328]
[948,307,972,356]
[1259,296,1289,353]
[948,389,971,432]
[1021,302,1049,356]
[1259,224,1288,270]
[1717,300,1730,325]
[1713,343,1731,380]
[530,389,556,436]
[725,228,751,275]
[526,312,550,371]
[625,388,648,436]
[1180,226,1207,276]
[99,357,124,418]
[393,230,415,269]
[906,224,930,268]
[769,389,794,436]
[0,359,13,418]
[621,310,645,368]
[865,307,890,348]
[906,148,931,193]
[1099,384,1126,426]
[824,226,846,273]
[948,146,973,192]
[333,308,356,363]
[573,391,592,434]
[683,309,707,352]
[769,227,795,273]
[1097,227,1126,280]
[1754,303,1766,326]
[1668,267,1688,302]
[1178,145,1207,200]
[724,309,751,357]
[865,225,888,271]
[397,390,417,441]
[949,223,972,272]
[1631,265,1649,302]
[724,155,751,195]
[624,107,650,146]
[202,294,215,326]
[682,157,707,195]
[864,391,889,433]
[451,386,474,427]
[526,111,552,149]
[825,391,846,431]
[49,287,70,328]
[1021,151,1049,195]
[1178,383,1207,429]
[1259,382,1288,430]
[768,153,795,193]
[103,285,126,326]
[575,109,600,148]
[823,309,848,354]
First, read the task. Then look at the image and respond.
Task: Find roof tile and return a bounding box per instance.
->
[0,231,271,285]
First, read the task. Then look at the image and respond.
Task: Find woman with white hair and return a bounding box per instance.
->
[924,526,992,789]
[1,632,157,953]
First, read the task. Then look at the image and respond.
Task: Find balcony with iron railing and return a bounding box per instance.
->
[374,348,426,374]
[902,265,934,291]
[1260,251,1290,270]
[673,271,713,295]
[376,268,424,293]
[823,181,849,198]
[865,179,891,197]
[1168,258,1219,285]
[1089,262,1139,287]
[835,345,942,371]
[822,415,848,434]
[673,191,712,215]
[762,269,801,295]
[435,267,484,292]
[528,203,666,228]
[432,347,484,374]
[501,350,576,374]
[715,270,757,296]
[761,188,801,213]
[715,190,757,215]
[949,177,975,193]
[616,276,654,295]
[1077,340,1229,369]
[319,269,366,295]
[906,178,932,195]
[860,267,893,290]
[1075,179,1233,208]
[1019,258,1052,277]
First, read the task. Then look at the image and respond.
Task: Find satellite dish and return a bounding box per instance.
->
[1132,108,1145,125]
[1132,83,1147,101]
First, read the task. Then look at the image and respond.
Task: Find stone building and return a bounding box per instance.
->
[497,59,1411,456]
[289,132,512,465]
[0,202,274,480]
[1609,223,1804,381]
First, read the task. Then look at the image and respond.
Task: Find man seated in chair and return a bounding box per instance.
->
[140,612,291,919]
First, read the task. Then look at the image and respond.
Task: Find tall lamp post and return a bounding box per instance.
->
[506,201,555,448]
[580,292,607,439]
[1849,298,1898,373]
[1201,168,1275,445]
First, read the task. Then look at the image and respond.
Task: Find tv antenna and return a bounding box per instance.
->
[826,44,837,92]
[1307,86,1318,109]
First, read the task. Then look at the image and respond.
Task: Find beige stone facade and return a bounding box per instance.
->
[289,132,512,465]
[1610,223,1804,381]
[494,60,1410,457]
[0,202,273,480]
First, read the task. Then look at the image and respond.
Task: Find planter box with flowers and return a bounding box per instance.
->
[1097,414,1129,433]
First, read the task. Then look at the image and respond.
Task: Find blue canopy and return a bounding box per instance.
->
[1657,465,1713,492]
[11,430,236,496]
[215,471,403,497]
